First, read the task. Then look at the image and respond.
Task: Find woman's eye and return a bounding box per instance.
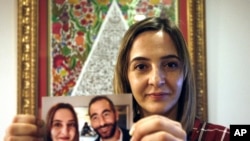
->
[164,61,182,70]
[53,122,62,127]
[68,122,76,127]
[167,62,178,68]
[135,64,147,70]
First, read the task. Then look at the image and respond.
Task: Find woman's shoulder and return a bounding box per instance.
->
[190,118,230,141]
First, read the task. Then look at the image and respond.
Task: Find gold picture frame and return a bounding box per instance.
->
[17,0,38,115]
[17,0,207,121]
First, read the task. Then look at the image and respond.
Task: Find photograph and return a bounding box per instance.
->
[42,94,133,141]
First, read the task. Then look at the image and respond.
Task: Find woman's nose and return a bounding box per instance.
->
[149,67,166,87]
[61,125,69,134]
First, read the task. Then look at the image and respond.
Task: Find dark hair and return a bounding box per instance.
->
[88,95,116,115]
[46,103,79,141]
[113,16,196,134]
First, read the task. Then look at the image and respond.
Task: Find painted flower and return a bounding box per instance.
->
[53,72,62,83]
[80,19,87,25]
[62,23,69,32]
[75,32,84,46]
[62,67,69,74]
[80,13,95,26]
[53,54,66,68]
[75,4,81,9]
[53,34,61,41]
[52,22,62,34]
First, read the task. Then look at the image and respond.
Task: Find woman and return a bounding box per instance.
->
[46,103,79,141]
[113,17,229,140]
[4,17,229,141]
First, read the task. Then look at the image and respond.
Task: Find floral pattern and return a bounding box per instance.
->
[50,0,177,96]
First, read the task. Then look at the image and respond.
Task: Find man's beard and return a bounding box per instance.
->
[94,122,117,139]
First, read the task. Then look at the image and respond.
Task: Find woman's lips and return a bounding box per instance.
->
[58,137,70,141]
[146,92,170,100]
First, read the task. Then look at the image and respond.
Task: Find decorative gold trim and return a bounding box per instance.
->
[17,0,207,119]
[17,0,38,115]
[187,0,207,121]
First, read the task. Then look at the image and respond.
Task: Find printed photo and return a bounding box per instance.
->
[42,94,133,141]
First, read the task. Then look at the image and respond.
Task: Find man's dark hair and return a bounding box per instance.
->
[88,95,116,115]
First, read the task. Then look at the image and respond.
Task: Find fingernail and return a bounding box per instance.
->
[129,124,135,136]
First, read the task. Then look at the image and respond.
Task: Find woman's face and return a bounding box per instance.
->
[51,108,77,141]
[127,30,184,117]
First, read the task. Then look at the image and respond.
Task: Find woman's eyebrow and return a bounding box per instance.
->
[130,55,180,64]
[129,56,149,66]
[130,56,149,63]
[52,120,62,122]
[68,120,76,123]
[160,55,181,60]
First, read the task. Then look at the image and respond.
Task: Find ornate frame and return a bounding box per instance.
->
[17,0,207,121]
[17,0,38,115]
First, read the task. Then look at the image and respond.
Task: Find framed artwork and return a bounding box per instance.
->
[42,94,133,140]
[17,0,207,121]
[47,0,180,97]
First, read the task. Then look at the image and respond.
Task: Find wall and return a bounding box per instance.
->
[0,0,17,139]
[206,0,250,127]
[0,0,250,139]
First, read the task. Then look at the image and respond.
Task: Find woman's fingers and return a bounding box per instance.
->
[6,123,39,136]
[4,114,45,141]
[138,131,181,141]
[12,115,42,125]
[130,115,186,141]
[4,135,44,141]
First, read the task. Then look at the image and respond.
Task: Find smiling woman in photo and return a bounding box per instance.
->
[46,103,79,141]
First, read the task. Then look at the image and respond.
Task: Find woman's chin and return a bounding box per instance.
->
[143,103,176,117]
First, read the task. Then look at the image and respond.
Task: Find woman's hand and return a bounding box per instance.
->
[4,114,44,141]
[129,115,186,141]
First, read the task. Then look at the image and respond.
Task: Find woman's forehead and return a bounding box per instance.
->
[129,31,177,59]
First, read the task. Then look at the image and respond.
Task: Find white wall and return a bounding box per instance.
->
[0,0,17,139]
[206,0,250,127]
[1,0,250,139]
